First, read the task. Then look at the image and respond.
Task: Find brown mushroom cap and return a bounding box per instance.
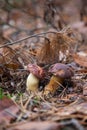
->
[27,64,45,79]
[49,63,74,78]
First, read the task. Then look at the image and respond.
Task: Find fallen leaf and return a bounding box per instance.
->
[50,96,87,122]
[0,96,19,124]
[7,121,60,130]
[73,53,87,67]
[37,29,76,64]
[1,47,22,70]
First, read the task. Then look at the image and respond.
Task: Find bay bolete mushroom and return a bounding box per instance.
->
[26,64,45,92]
[44,63,74,95]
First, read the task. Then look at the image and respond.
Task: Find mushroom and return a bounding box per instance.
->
[26,64,45,93]
[44,63,74,95]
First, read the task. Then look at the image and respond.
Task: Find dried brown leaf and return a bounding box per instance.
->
[0,96,19,124]
[7,121,60,130]
[56,97,87,116]
[73,53,87,67]
[47,96,87,123]
[0,47,22,70]
[37,30,76,64]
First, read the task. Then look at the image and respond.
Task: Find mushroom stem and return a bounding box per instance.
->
[26,73,39,92]
[44,75,63,95]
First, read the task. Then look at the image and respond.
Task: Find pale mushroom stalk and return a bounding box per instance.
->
[26,73,39,92]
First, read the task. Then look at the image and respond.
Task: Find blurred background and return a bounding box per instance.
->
[0,0,87,39]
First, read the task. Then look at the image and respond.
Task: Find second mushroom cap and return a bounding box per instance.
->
[49,63,74,79]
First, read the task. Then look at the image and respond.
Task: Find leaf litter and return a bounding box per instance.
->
[0,0,87,130]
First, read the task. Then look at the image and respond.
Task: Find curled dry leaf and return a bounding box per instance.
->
[73,53,87,68]
[0,47,22,70]
[37,29,77,65]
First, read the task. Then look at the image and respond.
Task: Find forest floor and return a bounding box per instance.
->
[0,0,87,130]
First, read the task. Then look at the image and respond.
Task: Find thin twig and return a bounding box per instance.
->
[0,31,58,48]
[4,109,20,120]
[23,94,34,110]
